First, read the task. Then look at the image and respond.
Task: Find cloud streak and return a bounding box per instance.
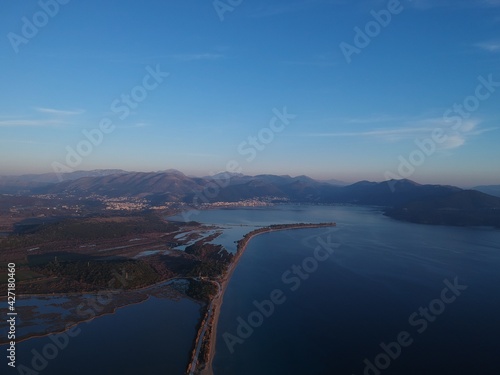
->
[0,119,67,127]
[303,118,496,150]
[0,107,84,127]
[475,41,500,53]
[35,107,85,116]
[0,139,52,145]
[305,127,432,138]
[408,0,500,9]
[172,53,224,62]
[248,0,347,18]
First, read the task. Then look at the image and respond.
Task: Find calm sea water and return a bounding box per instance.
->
[1,296,202,375]
[3,206,499,374]
[169,205,369,252]
[207,205,500,375]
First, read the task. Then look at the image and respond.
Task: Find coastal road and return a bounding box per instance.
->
[189,280,222,375]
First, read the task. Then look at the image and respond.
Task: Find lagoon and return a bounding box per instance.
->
[1,296,202,375]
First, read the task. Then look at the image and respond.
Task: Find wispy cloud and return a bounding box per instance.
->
[35,107,85,116]
[282,54,338,67]
[116,122,150,129]
[408,0,500,9]
[482,0,500,6]
[179,152,218,158]
[0,139,52,145]
[173,53,224,62]
[0,119,67,127]
[303,118,496,150]
[475,40,500,52]
[305,127,432,138]
[0,107,84,128]
[249,0,347,17]
[342,115,414,125]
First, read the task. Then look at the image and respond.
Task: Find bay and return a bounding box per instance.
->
[208,205,500,374]
[4,205,499,374]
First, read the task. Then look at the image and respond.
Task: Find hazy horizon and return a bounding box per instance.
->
[0,166,497,189]
[2,1,500,187]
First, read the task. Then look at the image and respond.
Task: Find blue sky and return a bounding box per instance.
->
[1,0,499,186]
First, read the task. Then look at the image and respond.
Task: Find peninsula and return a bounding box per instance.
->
[186,222,337,375]
[0,208,336,374]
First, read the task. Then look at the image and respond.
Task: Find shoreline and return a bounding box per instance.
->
[0,276,202,346]
[1,220,336,373]
[193,222,336,375]
[0,295,153,347]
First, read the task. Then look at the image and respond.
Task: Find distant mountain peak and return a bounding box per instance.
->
[205,172,245,180]
[320,178,347,186]
[158,169,186,176]
[349,180,378,187]
[473,185,500,198]
[387,179,421,187]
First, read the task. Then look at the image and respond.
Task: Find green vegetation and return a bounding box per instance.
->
[0,213,174,250]
[185,242,233,277]
[188,260,229,278]
[0,212,234,299]
[0,269,44,284]
[199,326,212,365]
[32,259,160,291]
[186,279,217,301]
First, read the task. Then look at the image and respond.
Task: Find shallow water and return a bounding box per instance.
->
[1,296,202,375]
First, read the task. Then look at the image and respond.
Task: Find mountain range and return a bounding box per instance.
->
[0,169,127,194]
[1,170,499,227]
[473,185,500,198]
